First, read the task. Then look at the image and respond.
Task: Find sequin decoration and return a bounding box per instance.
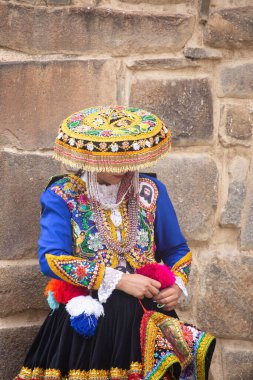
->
[45,254,105,290]
[49,175,158,271]
[53,106,171,173]
[171,251,192,286]
[140,310,215,380]
[140,310,180,380]
[60,106,166,144]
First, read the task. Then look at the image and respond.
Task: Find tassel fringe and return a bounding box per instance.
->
[53,148,171,173]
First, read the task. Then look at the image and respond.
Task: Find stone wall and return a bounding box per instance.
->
[0,0,252,379]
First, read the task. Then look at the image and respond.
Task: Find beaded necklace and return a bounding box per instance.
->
[86,171,140,254]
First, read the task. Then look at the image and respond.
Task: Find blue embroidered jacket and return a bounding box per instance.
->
[38,174,192,290]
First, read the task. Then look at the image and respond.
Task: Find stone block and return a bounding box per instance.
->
[0,262,49,317]
[17,0,47,4]
[208,339,223,380]
[218,63,253,98]
[126,57,198,70]
[0,2,195,55]
[204,7,253,49]
[183,47,222,60]
[0,59,117,150]
[0,151,62,259]
[0,325,40,380]
[241,164,253,250]
[119,0,192,3]
[47,0,71,4]
[130,77,214,146]
[152,154,219,241]
[222,342,253,380]
[18,0,39,4]
[220,157,249,228]
[220,182,246,228]
[219,102,253,147]
[196,249,253,339]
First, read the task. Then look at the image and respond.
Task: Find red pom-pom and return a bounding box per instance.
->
[45,279,88,304]
[136,263,175,289]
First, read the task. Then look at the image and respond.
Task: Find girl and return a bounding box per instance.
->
[16,106,215,380]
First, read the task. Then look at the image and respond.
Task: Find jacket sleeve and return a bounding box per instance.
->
[38,188,105,290]
[154,180,192,286]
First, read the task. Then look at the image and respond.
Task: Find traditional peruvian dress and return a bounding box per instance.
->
[16,172,215,380]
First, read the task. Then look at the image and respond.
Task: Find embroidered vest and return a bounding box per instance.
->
[49,174,159,269]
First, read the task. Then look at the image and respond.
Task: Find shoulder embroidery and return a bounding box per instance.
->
[139,177,158,211]
[50,175,84,207]
[44,174,68,191]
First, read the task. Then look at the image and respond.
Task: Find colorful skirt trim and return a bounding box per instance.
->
[16,362,142,380]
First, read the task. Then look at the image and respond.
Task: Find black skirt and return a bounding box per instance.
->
[16,290,215,380]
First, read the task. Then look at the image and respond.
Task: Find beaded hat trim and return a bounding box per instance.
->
[54,106,171,172]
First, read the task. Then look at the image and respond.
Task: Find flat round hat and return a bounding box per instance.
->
[54,105,171,173]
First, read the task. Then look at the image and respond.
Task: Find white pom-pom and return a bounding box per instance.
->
[66,295,104,318]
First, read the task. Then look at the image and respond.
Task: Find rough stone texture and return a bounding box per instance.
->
[130,77,213,146]
[241,164,253,250]
[119,0,192,3]
[222,343,253,380]
[208,339,224,380]
[0,151,62,259]
[14,0,46,4]
[196,249,253,339]
[183,47,222,60]
[0,262,48,317]
[218,63,253,98]
[219,102,253,147]
[152,154,219,241]
[220,157,249,228]
[126,57,198,70]
[0,2,195,55]
[199,0,210,21]
[0,325,40,380]
[47,0,71,4]
[220,182,246,228]
[204,7,253,48]
[0,59,117,150]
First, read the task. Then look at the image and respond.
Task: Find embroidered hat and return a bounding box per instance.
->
[54,105,171,173]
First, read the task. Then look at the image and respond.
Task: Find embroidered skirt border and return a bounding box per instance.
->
[16,362,142,380]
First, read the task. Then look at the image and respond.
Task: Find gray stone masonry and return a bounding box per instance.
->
[0,0,253,379]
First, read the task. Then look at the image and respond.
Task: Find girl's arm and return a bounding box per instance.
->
[38,188,105,290]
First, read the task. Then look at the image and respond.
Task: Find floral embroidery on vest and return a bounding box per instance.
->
[50,175,158,269]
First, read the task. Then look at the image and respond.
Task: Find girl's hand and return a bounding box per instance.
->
[153,284,182,311]
[116,273,161,299]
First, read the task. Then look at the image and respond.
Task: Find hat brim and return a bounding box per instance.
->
[53,137,171,173]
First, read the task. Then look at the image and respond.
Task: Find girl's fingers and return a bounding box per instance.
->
[148,285,161,296]
[153,288,174,301]
[144,290,154,299]
[156,296,177,305]
[163,304,176,311]
[150,279,162,289]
